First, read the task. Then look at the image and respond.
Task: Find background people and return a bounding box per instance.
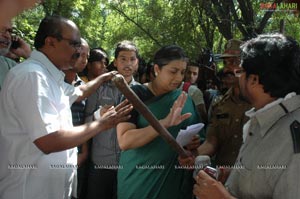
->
[63,38,90,199]
[80,47,109,83]
[85,40,140,199]
[181,62,207,124]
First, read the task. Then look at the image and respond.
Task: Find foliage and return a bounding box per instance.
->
[13,0,300,66]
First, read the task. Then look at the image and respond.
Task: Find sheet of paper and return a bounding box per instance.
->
[176,123,205,147]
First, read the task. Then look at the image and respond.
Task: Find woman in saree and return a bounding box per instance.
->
[117,45,202,199]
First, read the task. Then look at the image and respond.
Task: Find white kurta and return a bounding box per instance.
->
[0,50,81,199]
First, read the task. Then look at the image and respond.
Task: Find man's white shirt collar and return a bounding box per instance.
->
[243,92,296,141]
[30,50,65,85]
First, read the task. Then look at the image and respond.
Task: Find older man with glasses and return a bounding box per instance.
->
[0,15,132,199]
[0,20,31,91]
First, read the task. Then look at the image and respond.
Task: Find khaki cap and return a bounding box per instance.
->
[220,39,243,58]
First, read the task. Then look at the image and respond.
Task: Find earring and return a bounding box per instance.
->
[155,72,158,76]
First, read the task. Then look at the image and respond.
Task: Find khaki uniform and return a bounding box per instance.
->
[226,94,300,199]
[207,88,251,166]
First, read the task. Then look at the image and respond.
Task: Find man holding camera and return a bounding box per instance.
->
[0,19,31,91]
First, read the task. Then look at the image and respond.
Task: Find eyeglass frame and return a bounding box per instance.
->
[233,68,246,77]
[55,35,82,50]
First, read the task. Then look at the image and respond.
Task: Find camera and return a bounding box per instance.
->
[203,166,218,179]
[11,40,21,49]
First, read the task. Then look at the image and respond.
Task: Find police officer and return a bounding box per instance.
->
[194,33,300,199]
[180,39,251,169]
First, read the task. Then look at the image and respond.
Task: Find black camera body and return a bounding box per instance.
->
[11,40,21,49]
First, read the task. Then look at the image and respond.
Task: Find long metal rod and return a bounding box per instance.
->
[112,74,189,158]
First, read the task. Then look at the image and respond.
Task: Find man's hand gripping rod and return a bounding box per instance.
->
[112,74,189,158]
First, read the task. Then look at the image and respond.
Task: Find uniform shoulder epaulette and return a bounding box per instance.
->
[211,95,224,107]
[290,120,300,153]
[211,88,233,108]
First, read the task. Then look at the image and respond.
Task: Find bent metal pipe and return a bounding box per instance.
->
[112,74,189,158]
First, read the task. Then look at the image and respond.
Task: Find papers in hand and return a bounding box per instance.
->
[176,123,205,147]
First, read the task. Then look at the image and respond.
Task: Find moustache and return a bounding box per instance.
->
[123,67,133,71]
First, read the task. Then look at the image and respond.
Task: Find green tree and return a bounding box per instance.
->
[12,0,300,63]
[198,0,284,40]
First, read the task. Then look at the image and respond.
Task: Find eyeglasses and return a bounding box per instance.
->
[233,68,245,77]
[59,37,82,50]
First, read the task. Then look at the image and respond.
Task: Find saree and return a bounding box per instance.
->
[118,86,200,199]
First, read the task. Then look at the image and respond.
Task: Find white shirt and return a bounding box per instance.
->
[242,92,296,142]
[0,50,82,199]
[226,93,300,198]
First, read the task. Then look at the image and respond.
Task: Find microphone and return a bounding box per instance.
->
[193,155,218,179]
